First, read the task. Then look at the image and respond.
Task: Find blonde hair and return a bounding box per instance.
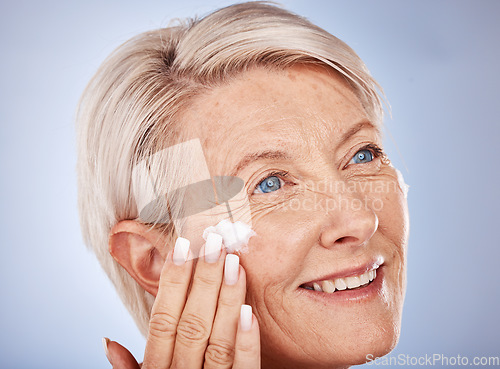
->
[76,1,385,337]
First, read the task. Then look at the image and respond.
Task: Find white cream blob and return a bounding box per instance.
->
[203,219,257,253]
[394,168,410,198]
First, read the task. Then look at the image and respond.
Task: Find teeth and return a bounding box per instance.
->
[322,280,336,293]
[313,282,323,292]
[359,272,370,285]
[335,278,347,290]
[306,268,378,293]
[345,276,361,289]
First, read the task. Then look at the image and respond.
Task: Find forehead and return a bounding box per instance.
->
[180,65,375,172]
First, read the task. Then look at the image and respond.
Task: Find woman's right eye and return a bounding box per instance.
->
[254,175,282,194]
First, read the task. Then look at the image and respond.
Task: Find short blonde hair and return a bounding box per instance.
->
[76,1,385,336]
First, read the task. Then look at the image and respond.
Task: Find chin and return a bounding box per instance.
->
[260,296,403,369]
[260,319,402,369]
[336,320,401,366]
[321,302,404,367]
[322,318,401,368]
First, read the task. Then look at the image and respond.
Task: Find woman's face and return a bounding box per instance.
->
[180,65,409,368]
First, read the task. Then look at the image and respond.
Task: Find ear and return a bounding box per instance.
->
[109,220,170,297]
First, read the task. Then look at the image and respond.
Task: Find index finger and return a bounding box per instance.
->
[142,237,193,369]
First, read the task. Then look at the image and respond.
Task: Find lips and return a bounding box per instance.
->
[299,257,383,294]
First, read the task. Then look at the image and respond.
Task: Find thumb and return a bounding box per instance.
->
[103,337,141,369]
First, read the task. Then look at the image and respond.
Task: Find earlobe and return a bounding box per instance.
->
[108,220,167,296]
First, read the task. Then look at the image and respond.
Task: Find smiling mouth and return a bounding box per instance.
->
[300,267,378,293]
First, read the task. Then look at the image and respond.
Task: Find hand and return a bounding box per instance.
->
[102,338,141,369]
[102,235,261,368]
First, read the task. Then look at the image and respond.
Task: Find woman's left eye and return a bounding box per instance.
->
[254,175,282,194]
[349,149,374,165]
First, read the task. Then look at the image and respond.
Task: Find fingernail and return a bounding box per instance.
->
[240,305,253,331]
[224,254,239,285]
[204,233,223,263]
[173,237,190,265]
[102,337,113,365]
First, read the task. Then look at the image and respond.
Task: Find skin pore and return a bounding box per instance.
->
[169,64,410,368]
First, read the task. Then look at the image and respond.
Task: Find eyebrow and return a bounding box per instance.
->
[229,149,291,177]
[229,121,379,176]
[339,121,380,146]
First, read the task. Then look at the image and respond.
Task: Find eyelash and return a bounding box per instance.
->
[363,143,384,157]
[252,170,290,194]
[345,143,385,168]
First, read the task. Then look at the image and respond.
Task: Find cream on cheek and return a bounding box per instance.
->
[394,167,410,199]
[202,219,257,254]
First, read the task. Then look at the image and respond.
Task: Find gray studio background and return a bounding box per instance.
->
[1,1,499,368]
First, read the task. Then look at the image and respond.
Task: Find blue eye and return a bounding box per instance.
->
[255,175,282,194]
[350,149,374,164]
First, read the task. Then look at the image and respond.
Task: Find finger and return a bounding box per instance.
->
[142,237,194,369]
[169,233,226,368]
[103,338,141,369]
[204,258,246,368]
[233,305,261,369]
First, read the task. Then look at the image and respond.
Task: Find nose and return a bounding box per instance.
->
[319,193,379,249]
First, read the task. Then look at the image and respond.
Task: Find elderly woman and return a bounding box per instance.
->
[76,2,409,368]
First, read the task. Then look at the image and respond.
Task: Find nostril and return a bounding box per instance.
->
[335,236,359,246]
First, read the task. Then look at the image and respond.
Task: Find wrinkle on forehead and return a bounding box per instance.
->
[181,65,375,176]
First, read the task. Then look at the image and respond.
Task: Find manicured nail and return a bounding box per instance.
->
[224,254,239,285]
[173,237,190,265]
[102,337,112,365]
[204,233,223,263]
[240,305,252,331]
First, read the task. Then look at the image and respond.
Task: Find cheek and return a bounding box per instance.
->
[363,173,409,299]
[241,204,317,305]
[350,165,409,251]
[373,182,409,249]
